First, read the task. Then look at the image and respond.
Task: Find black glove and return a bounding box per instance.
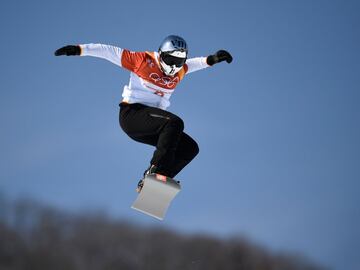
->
[206,50,233,66]
[54,45,81,56]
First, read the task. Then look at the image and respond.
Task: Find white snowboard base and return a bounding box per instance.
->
[131,173,181,220]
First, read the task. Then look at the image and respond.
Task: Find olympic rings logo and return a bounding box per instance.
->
[149,73,179,88]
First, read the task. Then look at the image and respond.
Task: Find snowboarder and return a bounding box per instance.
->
[55,35,232,192]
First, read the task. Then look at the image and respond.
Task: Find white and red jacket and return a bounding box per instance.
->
[80,43,209,110]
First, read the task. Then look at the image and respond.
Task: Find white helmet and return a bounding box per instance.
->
[158,35,188,76]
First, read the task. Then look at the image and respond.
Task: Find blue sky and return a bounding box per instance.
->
[1,0,359,269]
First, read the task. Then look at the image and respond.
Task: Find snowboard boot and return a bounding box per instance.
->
[136,165,160,193]
[136,165,181,193]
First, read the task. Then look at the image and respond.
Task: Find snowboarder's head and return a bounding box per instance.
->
[158,35,188,76]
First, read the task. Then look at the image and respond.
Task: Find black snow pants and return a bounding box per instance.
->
[119,102,199,178]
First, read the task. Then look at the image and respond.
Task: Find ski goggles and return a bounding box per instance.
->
[161,52,187,67]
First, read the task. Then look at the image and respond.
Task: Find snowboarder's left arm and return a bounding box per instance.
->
[186,50,233,74]
[206,50,233,66]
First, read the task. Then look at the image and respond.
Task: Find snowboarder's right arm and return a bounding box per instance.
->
[54,44,123,67]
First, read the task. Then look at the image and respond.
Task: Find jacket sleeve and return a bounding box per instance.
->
[185,57,210,74]
[79,43,123,67]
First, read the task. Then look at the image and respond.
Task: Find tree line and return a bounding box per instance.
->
[0,194,327,270]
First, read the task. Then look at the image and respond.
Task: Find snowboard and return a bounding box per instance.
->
[131,173,181,220]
